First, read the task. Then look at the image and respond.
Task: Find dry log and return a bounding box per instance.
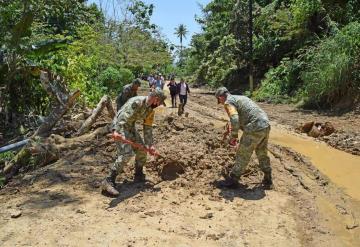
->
[3,147,32,182]
[33,70,81,137]
[33,90,80,137]
[76,95,115,136]
[39,70,69,105]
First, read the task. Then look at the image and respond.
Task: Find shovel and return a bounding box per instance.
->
[107,132,161,157]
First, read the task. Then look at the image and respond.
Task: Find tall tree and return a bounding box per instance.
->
[174,24,188,65]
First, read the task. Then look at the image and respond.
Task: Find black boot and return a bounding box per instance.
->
[178,103,184,116]
[134,166,145,182]
[218,172,240,188]
[262,170,273,190]
[101,171,119,196]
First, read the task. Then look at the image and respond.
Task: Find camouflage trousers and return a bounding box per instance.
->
[231,127,271,177]
[110,127,147,176]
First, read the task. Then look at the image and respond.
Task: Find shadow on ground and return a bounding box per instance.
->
[212,180,266,201]
[20,190,81,209]
[108,180,161,208]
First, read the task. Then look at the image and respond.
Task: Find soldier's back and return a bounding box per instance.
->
[116,84,136,110]
[114,96,152,129]
[226,95,269,132]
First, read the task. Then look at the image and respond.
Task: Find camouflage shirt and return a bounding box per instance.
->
[116,84,137,111]
[224,95,269,137]
[112,96,155,146]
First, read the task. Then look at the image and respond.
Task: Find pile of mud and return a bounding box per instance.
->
[146,114,263,186]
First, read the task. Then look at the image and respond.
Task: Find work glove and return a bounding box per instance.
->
[112,131,125,140]
[222,123,231,140]
[229,138,238,147]
[148,145,157,156]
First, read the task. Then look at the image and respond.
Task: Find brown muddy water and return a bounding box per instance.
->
[271,127,360,201]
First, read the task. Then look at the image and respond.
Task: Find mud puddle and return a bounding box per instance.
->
[270,127,360,201]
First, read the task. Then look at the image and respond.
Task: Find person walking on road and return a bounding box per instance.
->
[102,89,166,197]
[167,77,179,108]
[154,74,164,90]
[215,87,273,189]
[178,78,190,114]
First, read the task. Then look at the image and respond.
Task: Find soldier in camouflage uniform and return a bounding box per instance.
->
[215,87,273,189]
[102,89,166,196]
[115,78,142,111]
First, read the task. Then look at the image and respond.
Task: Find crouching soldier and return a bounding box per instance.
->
[102,89,166,196]
[116,78,142,111]
[215,87,273,189]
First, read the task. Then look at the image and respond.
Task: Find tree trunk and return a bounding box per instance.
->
[76,95,115,136]
[0,70,83,183]
[34,70,81,137]
[34,90,80,137]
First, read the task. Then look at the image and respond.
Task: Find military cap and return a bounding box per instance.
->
[150,88,167,106]
[132,78,142,86]
[215,87,229,98]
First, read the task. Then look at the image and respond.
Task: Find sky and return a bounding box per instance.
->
[142,0,210,46]
[88,0,211,47]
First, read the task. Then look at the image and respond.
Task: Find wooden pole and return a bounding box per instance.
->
[248,0,254,94]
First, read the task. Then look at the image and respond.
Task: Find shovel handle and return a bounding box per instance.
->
[107,133,160,157]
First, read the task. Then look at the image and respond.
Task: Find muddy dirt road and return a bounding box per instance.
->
[1,88,359,246]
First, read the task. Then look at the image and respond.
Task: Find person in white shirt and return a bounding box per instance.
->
[178,78,190,111]
[147,75,154,88]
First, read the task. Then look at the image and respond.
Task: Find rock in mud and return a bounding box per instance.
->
[299,121,335,138]
[10,210,22,218]
[76,209,86,214]
[173,122,185,131]
[200,212,213,219]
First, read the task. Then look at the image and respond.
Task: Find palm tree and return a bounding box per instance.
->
[174,24,188,65]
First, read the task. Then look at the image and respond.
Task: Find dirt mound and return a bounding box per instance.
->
[144,114,264,188]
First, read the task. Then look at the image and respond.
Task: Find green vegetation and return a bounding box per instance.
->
[0,151,15,187]
[1,0,359,132]
[0,0,172,116]
[181,0,360,109]
[174,24,189,67]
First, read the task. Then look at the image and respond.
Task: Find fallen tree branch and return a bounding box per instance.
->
[34,70,80,137]
[33,89,80,137]
[76,95,115,136]
[2,125,111,183]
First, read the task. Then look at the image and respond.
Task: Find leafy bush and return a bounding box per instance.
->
[36,25,120,106]
[0,151,15,187]
[300,21,360,106]
[97,67,134,93]
[254,57,303,103]
[291,0,322,28]
[204,34,240,87]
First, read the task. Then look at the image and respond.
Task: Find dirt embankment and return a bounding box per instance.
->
[1,93,360,246]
